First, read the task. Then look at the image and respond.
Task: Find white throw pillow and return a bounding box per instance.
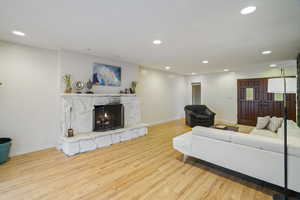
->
[267,117,283,132]
[256,116,270,129]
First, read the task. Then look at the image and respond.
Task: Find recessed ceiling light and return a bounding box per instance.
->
[240,6,256,15]
[269,64,277,68]
[262,50,272,55]
[12,30,26,36]
[202,60,208,64]
[153,40,162,45]
[224,69,229,72]
[165,66,171,70]
[191,72,197,75]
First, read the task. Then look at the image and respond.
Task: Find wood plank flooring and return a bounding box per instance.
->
[0,119,275,200]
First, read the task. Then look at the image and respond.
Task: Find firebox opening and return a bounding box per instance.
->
[93,104,124,132]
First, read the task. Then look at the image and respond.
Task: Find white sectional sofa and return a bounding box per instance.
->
[173,121,300,193]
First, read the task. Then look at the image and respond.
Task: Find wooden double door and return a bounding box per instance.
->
[237,78,296,126]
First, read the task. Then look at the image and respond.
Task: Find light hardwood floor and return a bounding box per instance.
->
[0,119,275,200]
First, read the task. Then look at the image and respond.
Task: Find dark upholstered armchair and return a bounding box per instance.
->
[184,105,216,127]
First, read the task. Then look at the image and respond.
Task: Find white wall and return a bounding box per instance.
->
[0,42,140,156]
[187,72,238,123]
[186,67,297,123]
[60,50,139,93]
[138,67,188,125]
[0,41,60,156]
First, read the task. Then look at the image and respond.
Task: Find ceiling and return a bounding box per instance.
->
[0,0,300,75]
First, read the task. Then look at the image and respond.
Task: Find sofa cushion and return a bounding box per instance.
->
[287,120,299,129]
[278,128,300,139]
[267,117,283,132]
[277,120,300,139]
[250,128,278,138]
[192,126,234,142]
[231,133,284,154]
[256,116,270,129]
[289,145,300,158]
[196,114,210,119]
[288,137,300,157]
[192,126,300,158]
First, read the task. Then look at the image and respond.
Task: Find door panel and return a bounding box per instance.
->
[238,79,263,126]
[237,78,296,126]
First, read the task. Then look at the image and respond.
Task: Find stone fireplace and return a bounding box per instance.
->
[59,94,148,156]
[93,104,124,131]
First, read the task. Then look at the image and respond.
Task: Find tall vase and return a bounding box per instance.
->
[132,87,136,94]
[64,83,72,93]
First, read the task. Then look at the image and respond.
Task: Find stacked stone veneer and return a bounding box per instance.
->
[59,94,148,156]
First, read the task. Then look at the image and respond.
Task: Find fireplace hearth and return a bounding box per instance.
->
[93,104,124,132]
[60,94,148,156]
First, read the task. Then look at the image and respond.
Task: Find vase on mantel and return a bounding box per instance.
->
[131,81,138,94]
[64,84,72,93]
[63,74,72,93]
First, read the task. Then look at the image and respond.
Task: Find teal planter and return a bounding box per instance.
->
[0,138,12,164]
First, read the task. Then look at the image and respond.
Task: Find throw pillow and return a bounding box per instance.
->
[256,116,271,129]
[267,117,283,132]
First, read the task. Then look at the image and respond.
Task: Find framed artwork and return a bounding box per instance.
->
[92,63,121,87]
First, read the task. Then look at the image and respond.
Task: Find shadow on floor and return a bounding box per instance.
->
[176,155,300,198]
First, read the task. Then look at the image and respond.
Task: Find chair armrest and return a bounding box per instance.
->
[204,109,215,116]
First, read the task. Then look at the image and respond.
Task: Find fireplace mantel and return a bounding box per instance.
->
[59,93,147,156]
[60,93,141,136]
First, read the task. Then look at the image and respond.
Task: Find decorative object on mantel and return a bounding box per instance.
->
[125,88,130,94]
[131,81,138,94]
[119,90,124,94]
[92,63,121,87]
[63,74,72,93]
[85,79,94,94]
[74,81,85,94]
[67,107,74,137]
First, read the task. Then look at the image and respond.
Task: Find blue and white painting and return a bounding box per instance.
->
[92,63,121,87]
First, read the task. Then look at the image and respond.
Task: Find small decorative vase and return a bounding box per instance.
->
[64,83,72,93]
[85,79,94,94]
[67,128,74,137]
[63,74,72,93]
[131,81,138,94]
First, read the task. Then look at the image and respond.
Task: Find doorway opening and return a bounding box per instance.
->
[192,82,201,105]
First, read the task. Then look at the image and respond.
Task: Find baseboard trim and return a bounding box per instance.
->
[146,117,184,126]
